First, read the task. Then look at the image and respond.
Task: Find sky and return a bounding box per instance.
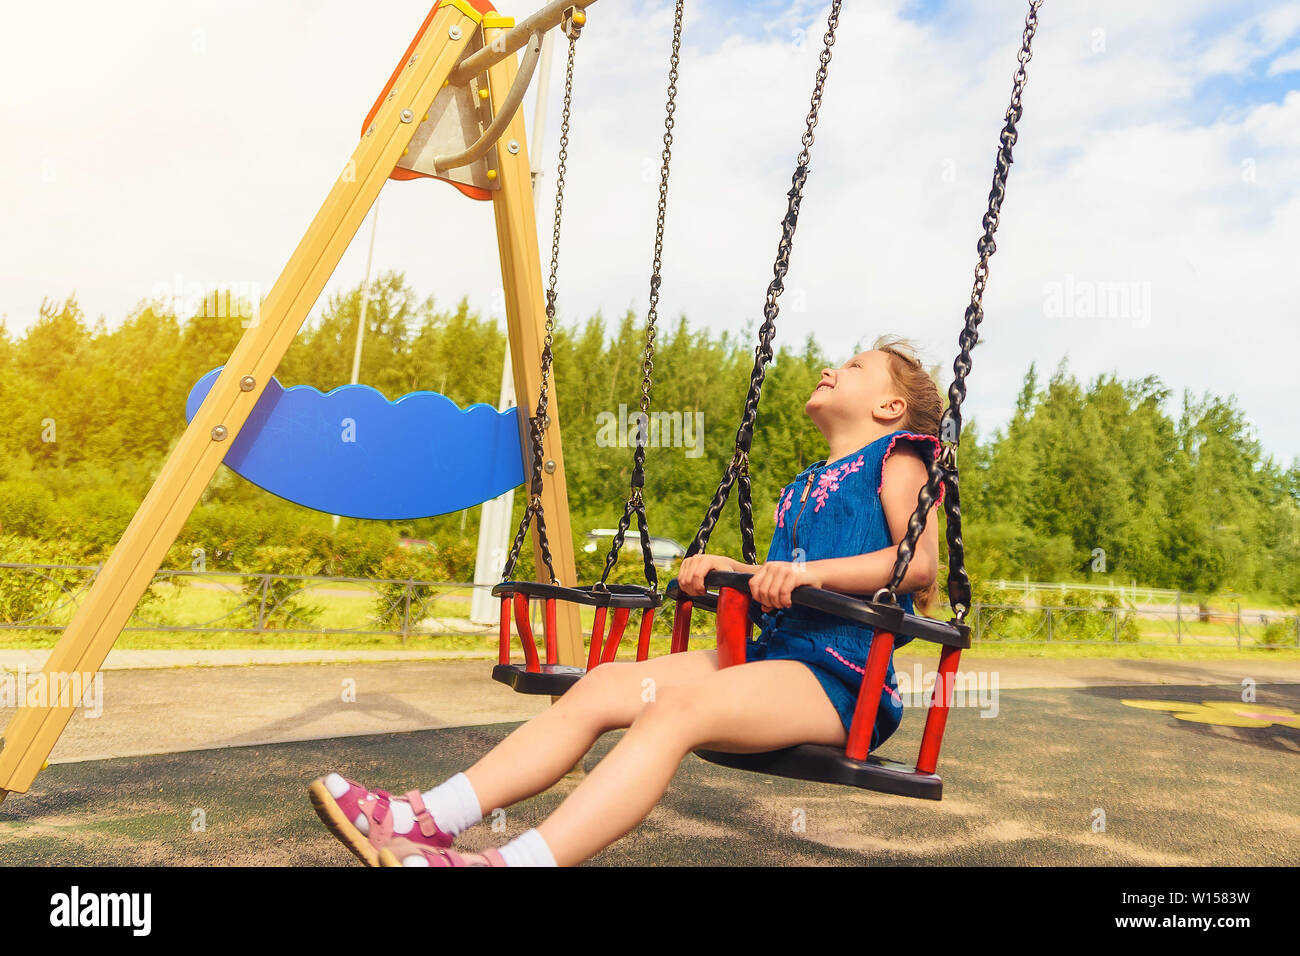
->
[1,0,1297,464]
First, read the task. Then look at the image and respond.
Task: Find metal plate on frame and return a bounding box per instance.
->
[396,40,501,191]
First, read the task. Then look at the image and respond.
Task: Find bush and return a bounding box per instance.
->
[1052,589,1140,642]
[291,523,398,578]
[52,485,139,556]
[1261,615,1299,648]
[0,533,175,627]
[233,546,325,630]
[433,537,477,582]
[0,479,55,538]
[972,604,1044,642]
[0,534,94,626]
[965,581,1039,641]
[174,504,269,571]
[163,539,209,573]
[174,502,326,571]
[373,548,446,628]
[960,580,1143,643]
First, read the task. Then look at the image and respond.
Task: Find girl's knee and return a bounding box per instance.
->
[633,683,708,734]
[562,662,645,725]
[566,653,717,728]
[571,659,632,696]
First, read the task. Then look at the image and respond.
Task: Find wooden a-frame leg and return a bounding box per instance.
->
[484,25,584,669]
[0,5,477,799]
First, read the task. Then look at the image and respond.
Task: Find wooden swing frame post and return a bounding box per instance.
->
[0,0,586,801]
[484,20,586,669]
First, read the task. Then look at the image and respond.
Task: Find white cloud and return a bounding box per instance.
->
[1268,46,1300,74]
[0,0,1296,464]
[1259,4,1300,48]
[1196,2,1300,77]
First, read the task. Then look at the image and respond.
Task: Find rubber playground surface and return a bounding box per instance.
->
[1,658,1297,866]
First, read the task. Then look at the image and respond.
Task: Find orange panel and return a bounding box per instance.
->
[361,1,497,200]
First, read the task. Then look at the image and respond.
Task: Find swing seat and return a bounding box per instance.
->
[693,746,943,800]
[491,662,587,695]
[492,581,661,696]
[686,571,970,799]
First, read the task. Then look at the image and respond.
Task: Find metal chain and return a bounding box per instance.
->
[880,0,1043,621]
[687,0,842,565]
[597,0,685,591]
[502,24,582,584]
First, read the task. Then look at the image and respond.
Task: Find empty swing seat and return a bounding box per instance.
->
[688,571,971,800]
[492,581,661,696]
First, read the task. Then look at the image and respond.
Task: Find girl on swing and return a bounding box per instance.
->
[309,336,943,866]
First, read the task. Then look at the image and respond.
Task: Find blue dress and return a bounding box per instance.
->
[747,429,941,750]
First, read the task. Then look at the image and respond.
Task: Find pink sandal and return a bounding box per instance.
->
[378,837,506,868]
[308,773,454,867]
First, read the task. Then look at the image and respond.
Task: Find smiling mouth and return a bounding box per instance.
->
[814,382,833,393]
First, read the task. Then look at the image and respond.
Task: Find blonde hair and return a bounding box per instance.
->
[871,335,943,611]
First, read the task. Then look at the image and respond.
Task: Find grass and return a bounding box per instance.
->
[2,574,1297,661]
[949,643,1300,662]
[4,629,1298,664]
[0,628,498,653]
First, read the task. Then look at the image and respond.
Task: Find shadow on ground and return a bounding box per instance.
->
[2,684,1296,866]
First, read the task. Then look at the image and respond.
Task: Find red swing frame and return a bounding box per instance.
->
[493,582,659,694]
[668,572,969,799]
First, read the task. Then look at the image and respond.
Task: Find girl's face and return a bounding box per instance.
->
[805,349,906,429]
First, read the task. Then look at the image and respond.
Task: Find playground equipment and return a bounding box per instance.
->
[491,1,684,696]
[663,0,1045,799]
[0,0,601,802]
[181,370,525,519]
[0,0,1045,808]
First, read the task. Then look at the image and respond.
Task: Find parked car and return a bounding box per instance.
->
[582,529,686,570]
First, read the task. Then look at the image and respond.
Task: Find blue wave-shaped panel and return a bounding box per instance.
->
[185,368,524,519]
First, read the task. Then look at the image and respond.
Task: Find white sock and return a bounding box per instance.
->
[329,772,482,838]
[497,829,558,868]
[414,772,483,837]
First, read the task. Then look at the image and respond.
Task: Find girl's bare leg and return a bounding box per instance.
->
[462,648,719,814]
[536,660,847,866]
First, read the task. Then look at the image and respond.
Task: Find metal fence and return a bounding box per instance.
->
[0,561,498,643]
[988,578,1185,606]
[2,562,1297,649]
[971,602,1300,648]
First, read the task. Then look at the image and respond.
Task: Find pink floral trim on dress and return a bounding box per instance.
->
[822,645,903,703]
[878,432,945,505]
[810,454,866,513]
[775,487,795,527]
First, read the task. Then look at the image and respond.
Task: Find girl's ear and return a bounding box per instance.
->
[874,396,906,425]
